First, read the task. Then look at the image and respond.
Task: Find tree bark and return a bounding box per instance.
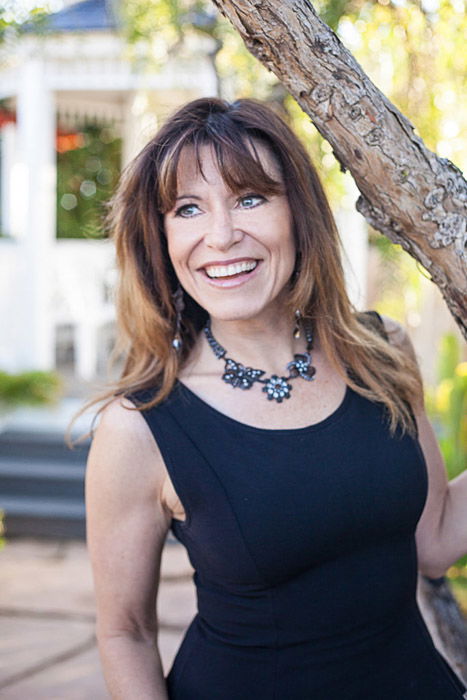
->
[211,0,467,337]
[418,576,467,685]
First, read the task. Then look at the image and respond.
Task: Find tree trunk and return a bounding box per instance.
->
[418,576,467,685]
[211,0,467,337]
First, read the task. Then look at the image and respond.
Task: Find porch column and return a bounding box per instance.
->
[0,122,16,236]
[75,321,99,382]
[121,91,158,168]
[15,56,56,371]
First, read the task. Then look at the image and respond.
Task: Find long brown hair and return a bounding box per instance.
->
[70,97,422,442]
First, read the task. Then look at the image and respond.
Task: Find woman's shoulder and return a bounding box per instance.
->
[88,395,166,485]
[97,394,152,436]
[358,310,414,354]
[376,313,416,358]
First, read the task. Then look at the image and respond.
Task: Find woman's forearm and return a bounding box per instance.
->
[97,633,169,700]
[438,470,467,572]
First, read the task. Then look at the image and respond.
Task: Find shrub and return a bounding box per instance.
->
[0,370,62,409]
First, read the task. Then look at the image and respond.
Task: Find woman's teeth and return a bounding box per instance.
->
[205,260,257,279]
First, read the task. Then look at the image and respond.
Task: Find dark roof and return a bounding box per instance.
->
[34,0,119,33]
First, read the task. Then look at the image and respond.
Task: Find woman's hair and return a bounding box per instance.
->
[70,97,422,442]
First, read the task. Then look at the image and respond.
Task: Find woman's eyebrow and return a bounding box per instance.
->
[176,194,202,201]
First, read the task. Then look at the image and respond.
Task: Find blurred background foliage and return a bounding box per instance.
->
[428,335,467,481]
[0,2,49,42]
[0,369,62,410]
[57,124,121,239]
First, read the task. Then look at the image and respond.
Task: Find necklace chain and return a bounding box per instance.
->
[203,319,317,403]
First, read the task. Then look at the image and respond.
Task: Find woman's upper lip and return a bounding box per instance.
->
[198,256,259,269]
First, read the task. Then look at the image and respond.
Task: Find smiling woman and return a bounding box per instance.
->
[81,97,467,700]
[164,142,295,322]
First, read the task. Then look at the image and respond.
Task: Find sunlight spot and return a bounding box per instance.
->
[60,193,78,211]
[80,180,97,198]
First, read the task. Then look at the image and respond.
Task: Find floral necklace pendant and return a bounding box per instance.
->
[203,319,317,404]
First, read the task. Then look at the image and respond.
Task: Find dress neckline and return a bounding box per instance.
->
[175,380,353,434]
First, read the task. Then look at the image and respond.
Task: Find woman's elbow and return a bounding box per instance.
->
[96,618,158,649]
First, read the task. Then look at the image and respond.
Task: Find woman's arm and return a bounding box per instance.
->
[382,316,467,579]
[86,397,172,699]
[414,407,467,579]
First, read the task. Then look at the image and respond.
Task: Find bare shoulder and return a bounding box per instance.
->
[87,395,166,489]
[95,395,153,438]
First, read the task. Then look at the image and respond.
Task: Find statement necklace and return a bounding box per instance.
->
[203,318,317,403]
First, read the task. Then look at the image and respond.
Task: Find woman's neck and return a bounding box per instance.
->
[204,312,308,377]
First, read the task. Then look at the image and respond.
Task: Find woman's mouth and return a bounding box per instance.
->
[205,260,258,280]
[200,259,260,288]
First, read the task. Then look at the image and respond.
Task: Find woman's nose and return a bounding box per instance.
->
[204,207,243,250]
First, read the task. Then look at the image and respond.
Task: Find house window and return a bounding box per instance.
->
[55,323,75,372]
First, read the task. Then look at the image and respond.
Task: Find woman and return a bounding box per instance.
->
[85,97,467,699]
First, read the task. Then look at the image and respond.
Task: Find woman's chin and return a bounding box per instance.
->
[202,300,286,325]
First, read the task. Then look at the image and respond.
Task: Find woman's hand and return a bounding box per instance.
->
[86,397,172,699]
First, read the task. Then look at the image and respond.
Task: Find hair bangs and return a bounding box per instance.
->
[205,132,284,198]
[156,120,285,214]
[156,134,191,213]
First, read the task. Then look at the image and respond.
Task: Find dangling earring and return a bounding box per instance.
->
[293,309,302,339]
[172,286,184,352]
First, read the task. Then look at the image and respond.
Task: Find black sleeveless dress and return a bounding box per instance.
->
[130,381,466,699]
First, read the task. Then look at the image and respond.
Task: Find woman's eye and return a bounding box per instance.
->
[174,203,201,218]
[238,194,265,209]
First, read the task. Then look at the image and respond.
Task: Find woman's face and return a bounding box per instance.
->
[163,142,296,323]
